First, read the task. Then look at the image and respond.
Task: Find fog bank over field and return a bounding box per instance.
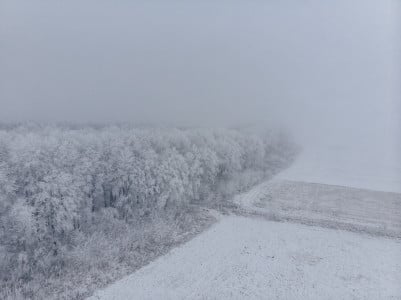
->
[1,0,400,170]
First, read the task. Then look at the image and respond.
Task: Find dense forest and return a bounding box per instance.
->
[0,124,297,299]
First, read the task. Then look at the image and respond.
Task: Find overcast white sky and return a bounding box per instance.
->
[0,0,400,147]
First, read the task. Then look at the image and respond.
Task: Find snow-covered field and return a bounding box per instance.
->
[89,216,401,300]
[88,137,401,300]
[277,139,401,193]
[89,178,401,300]
[235,179,401,238]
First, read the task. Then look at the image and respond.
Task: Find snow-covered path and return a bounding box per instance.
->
[89,216,401,300]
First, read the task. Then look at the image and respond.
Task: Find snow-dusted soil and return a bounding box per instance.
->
[234,179,401,238]
[89,216,401,300]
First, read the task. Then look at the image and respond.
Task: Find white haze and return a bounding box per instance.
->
[1,0,400,189]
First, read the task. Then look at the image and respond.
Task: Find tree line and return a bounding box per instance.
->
[0,124,297,298]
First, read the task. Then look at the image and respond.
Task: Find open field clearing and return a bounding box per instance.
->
[235,179,401,238]
[89,215,401,300]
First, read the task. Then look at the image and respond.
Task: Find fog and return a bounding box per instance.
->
[2,2,401,297]
[1,0,400,150]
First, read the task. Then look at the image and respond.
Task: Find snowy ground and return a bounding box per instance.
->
[234,179,401,238]
[88,140,401,300]
[277,140,401,193]
[89,216,401,300]
[89,179,401,300]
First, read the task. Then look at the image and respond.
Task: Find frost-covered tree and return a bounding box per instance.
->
[0,124,297,297]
